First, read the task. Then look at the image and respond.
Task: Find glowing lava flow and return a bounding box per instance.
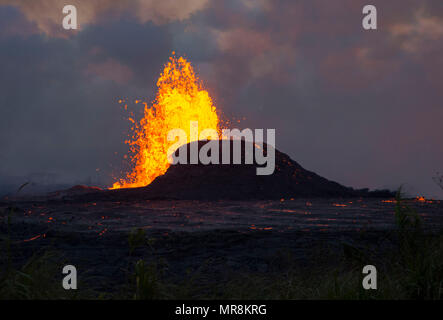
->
[112,54,220,189]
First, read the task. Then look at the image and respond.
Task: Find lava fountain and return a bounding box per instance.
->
[112,54,221,189]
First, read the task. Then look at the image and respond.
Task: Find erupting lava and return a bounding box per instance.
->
[112,54,220,189]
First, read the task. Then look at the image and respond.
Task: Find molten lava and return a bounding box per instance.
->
[112,54,220,189]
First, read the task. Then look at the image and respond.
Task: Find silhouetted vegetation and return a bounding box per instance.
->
[1,191,442,300]
[434,172,443,192]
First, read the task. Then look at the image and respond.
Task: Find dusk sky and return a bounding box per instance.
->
[0,0,442,197]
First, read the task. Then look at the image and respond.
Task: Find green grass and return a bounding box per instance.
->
[392,189,443,299]
[1,191,442,300]
[123,190,443,300]
[0,250,72,299]
[0,208,90,299]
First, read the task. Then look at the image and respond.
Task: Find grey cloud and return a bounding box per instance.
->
[0,0,442,198]
[0,12,173,191]
[0,0,209,37]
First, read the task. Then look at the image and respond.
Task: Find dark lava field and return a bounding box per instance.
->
[1,196,442,293]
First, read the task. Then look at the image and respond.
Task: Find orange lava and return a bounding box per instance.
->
[23,234,45,242]
[332,203,347,207]
[112,54,220,189]
[382,199,396,203]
